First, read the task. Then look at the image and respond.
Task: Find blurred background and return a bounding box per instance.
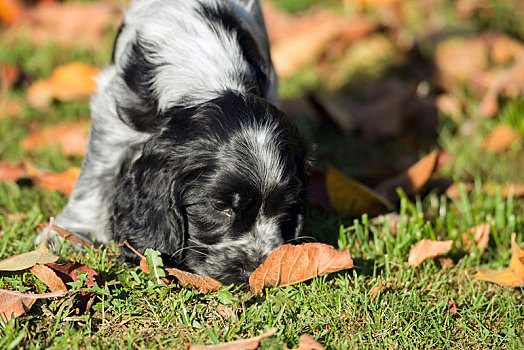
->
[1,0,523,242]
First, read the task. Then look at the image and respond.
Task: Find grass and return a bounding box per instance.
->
[1,0,524,348]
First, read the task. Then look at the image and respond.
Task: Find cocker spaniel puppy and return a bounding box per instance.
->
[44,0,308,285]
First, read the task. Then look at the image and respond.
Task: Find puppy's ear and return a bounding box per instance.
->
[112,149,186,265]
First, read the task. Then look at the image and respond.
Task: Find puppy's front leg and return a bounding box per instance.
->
[36,67,150,245]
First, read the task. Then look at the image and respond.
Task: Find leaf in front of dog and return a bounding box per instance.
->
[408,239,453,267]
[375,150,439,202]
[475,233,524,287]
[326,165,391,218]
[22,121,89,156]
[0,289,63,322]
[190,328,277,350]
[0,220,58,271]
[249,243,353,294]
[144,248,166,282]
[164,268,223,294]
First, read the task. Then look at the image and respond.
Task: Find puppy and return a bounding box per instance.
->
[44,0,308,285]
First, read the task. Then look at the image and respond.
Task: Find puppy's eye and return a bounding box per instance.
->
[212,202,234,218]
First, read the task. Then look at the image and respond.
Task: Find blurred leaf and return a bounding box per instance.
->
[475,233,524,287]
[249,243,353,294]
[0,163,25,182]
[0,0,23,25]
[326,165,391,217]
[408,239,453,267]
[483,124,521,152]
[24,164,80,195]
[189,328,277,350]
[462,223,490,252]
[22,120,89,156]
[291,333,325,350]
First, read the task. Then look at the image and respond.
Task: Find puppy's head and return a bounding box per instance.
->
[113,91,308,285]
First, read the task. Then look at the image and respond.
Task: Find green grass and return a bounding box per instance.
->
[1,0,524,348]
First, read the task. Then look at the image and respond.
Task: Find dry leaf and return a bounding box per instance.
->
[439,258,454,269]
[22,121,89,156]
[375,150,439,202]
[369,285,387,297]
[249,243,353,294]
[408,239,453,267]
[436,94,463,121]
[53,225,94,249]
[6,2,120,47]
[0,289,63,322]
[189,328,277,350]
[0,221,58,271]
[446,183,524,198]
[24,164,80,195]
[326,165,391,218]
[0,163,25,182]
[0,0,23,25]
[27,63,98,109]
[293,334,325,350]
[475,233,524,287]
[164,267,223,294]
[483,124,521,152]
[448,299,458,314]
[462,223,490,252]
[30,263,67,293]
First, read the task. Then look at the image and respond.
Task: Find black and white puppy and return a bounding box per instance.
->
[43,0,308,285]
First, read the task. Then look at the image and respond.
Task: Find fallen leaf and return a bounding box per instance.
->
[27,63,98,108]
[6,2,120,47]
[375,150,439,202]
[53,225,94,249]
[0,163,25,182]
[448,299,458,314]
[369,285,387,297]
[249,243,353,294]
[30,263,67,293]
[482,124,521,152]
[438,258,454,268]
[164,267,223,294]
[326,165,391,218]
[408,239,453,267]
[22,121,89,155]
[292,334,325,350]
[475,233,524,287]
[189,328,277,350]
[1,63,20,89]
[446,182,524,198]
[0,0,23,25]
[462,223,490,252]
[0,218,58,271]
[24,164,80,195]
[216,305,236,320]
[0,289,63,322]
[436,93,463,121]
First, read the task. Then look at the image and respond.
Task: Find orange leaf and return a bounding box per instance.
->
[483,124,521,152]
[292,334,325,350]
[408,239,453,267]
[189,328,277,350]
[462,223,490,252]
[164,268,223,294]
[475,233,524,287]
[0,289,63,322]
[53,225,94,249]
[446,182,524,198]
[24,164,80,195]
[27,63,98,108]
[249,243,353,294]
[375,150,439,202]
[0,0,23,25]
[30,264,67,293]
[22,121,89,156]
[326,165,391,218]
[0,163,25,182]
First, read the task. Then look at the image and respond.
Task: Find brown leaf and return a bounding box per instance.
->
[462,223,490,252]
[189,328,277,350]
[438,258,454,269]
[446,183,524,198]
[293,334,325,350]
[30,263,67,293]
[0,163,26,182]
[436,93,463,121]
[482,124,521,152]
[369,285,387,297]
[164,267,223,294]
[375,150,439,202]
[53,225,94,249]
[326,165,391,218]
[6,2,120,48]
[1,63,20,89]
[249,243,353,294]
[448,299,458,314]
[0,289,63,322]
[22,121,89,156]
[24,164,80,195]
[475,233,524,287]
[0,220,58,271]
[408,239,453,267]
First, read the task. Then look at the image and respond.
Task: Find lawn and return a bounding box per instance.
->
[0,0,523,348]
